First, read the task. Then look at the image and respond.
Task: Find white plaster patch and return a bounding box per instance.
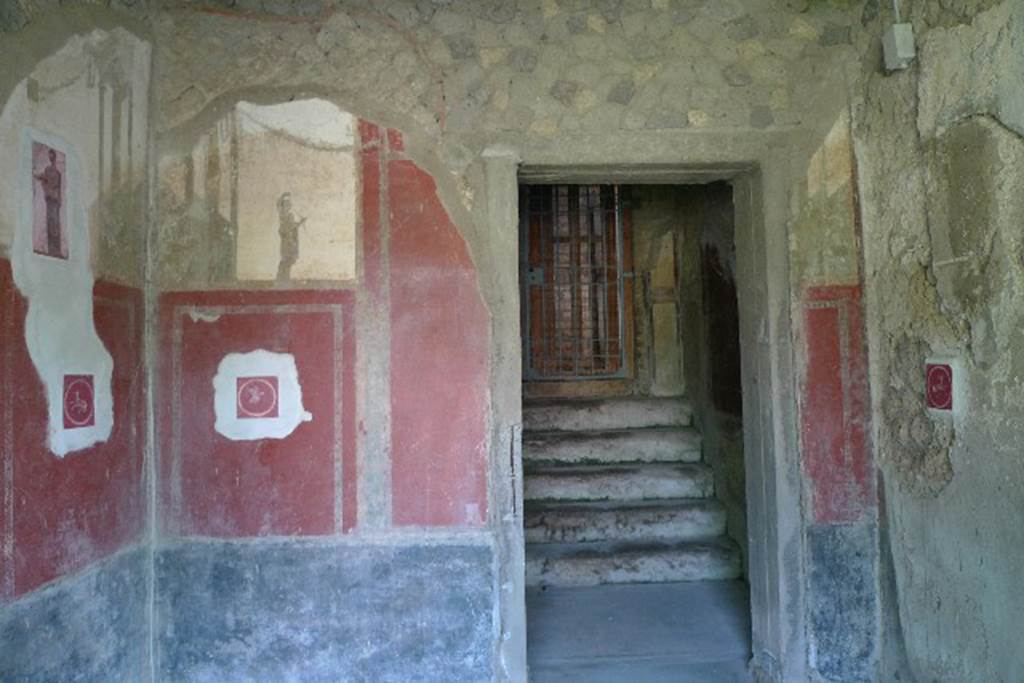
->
[213,350,312,441]
[0,29,150,457]
[187,310,222,323]
[12,130,113,457]
[236,100,354,149]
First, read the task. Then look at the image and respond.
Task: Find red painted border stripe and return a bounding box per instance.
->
[801,285,872,524]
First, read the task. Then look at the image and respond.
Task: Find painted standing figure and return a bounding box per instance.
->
[276,192,306,279]
[34,148,64,258]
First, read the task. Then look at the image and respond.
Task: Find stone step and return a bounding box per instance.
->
[525,538,742,587]
[523,396,692,433]
[524,464,714,503]
[523,427,702,466]
[524,499,727,544]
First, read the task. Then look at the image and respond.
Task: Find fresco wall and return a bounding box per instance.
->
[154,103,494,679]
[0,26,150,680]
[0,61,495,675]
[789,108,878,682]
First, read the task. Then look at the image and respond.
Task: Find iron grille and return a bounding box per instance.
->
[520,184,626,380]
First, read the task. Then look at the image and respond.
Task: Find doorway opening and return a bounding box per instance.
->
[520,181,752,681]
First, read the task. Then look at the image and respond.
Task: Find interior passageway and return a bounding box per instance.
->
[521,183,750,680]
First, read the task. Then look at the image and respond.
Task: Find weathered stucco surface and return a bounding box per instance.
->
[156,539,495,682]
[0,13,151,680]
[854,1,1024,680]
[0,547,149,682]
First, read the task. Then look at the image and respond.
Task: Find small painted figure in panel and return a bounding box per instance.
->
[32,142,68,259]
[277,192,306,279]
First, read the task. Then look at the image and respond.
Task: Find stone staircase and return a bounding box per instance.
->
[523,396,741,587]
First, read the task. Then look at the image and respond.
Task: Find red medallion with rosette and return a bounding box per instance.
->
[236,376,279,419]
[62,374,95,429]
[926,363,953,411]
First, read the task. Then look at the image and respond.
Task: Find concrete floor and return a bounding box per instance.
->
[526,581,751,682]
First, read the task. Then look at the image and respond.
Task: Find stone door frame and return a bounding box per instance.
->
[483,131,807,682]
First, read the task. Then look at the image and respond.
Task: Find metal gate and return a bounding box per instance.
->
[520,184,627,380]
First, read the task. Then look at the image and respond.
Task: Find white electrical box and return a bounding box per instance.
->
[883,23,916,71]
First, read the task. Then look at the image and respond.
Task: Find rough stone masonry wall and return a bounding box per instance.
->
[852,1,1024,681]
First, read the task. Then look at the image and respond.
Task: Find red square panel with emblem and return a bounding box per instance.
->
[62,374,96,429]
[159,290,355,538]
[236,376,280,419]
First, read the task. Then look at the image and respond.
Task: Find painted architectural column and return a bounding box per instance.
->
[355,121,392,530]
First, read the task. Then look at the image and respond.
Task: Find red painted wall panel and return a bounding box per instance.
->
[0,261,144,598]
[388,158,489,527]
[155,121,489,536]
[159,290,356,537]
[801,285,872,524]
